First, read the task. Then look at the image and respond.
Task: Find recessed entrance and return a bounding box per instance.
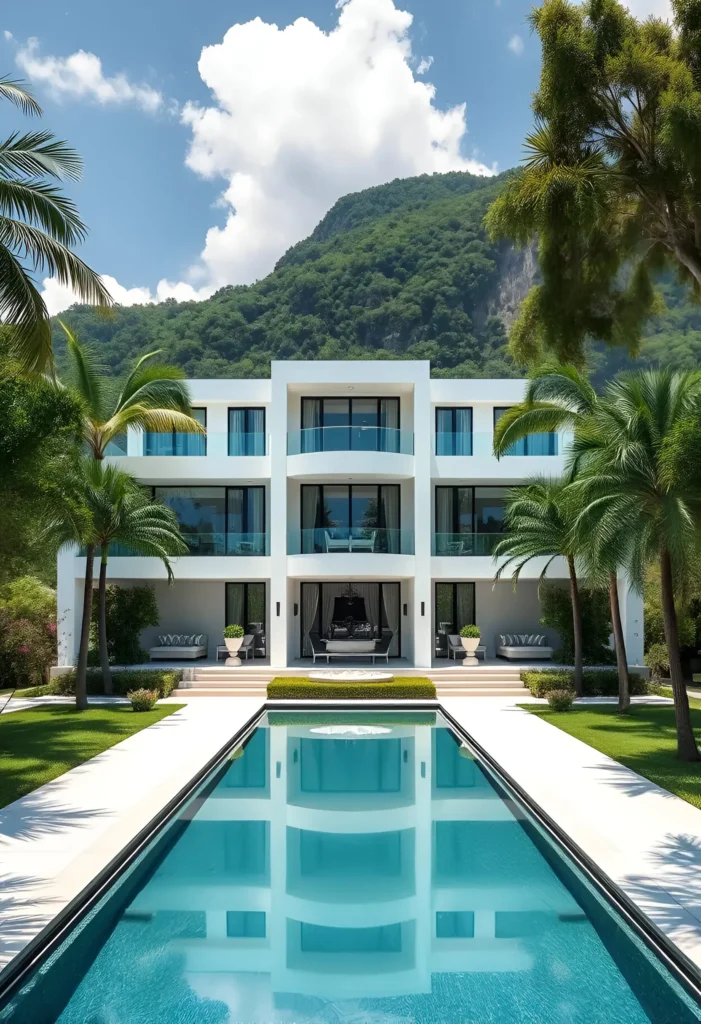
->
[300,581,401,658]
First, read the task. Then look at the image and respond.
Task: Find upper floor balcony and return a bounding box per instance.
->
[288,426,414,456]
[288,527,414,555]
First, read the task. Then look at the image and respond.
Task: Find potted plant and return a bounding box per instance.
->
[223,624,244,655]
[459,624,481,655]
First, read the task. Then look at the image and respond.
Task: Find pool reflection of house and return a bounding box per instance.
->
[129,720,581,1001]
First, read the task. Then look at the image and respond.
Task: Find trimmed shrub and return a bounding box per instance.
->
[539,583,615,665]
[547,688,575,712]
[459,624,480,638]
[223,624,244,638]
[267,677,436,700]
[51,669,180,699]
[127,688,159,711]
[645,643,669,682]
[521,669,648,698]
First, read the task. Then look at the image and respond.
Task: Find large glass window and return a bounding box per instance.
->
[436,407,472,456]
[300,397,400,453]
[228,407,265,456]
[493,407,558,456]
[225,582,266,657]
[300,484,401,553]
[434,582,475,658]
[145,408,206,456]
[153,487,265,555]
[434,487,510,555]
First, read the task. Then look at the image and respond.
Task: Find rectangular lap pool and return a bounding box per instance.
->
[1,709,700,1023]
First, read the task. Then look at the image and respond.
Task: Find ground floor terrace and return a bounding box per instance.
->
[56,571,645,672]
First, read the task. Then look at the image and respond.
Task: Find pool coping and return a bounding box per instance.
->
[0,698,700,1012]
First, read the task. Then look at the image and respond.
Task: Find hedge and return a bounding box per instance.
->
[21,669,181,700]
[521,669,649,698]
[267,677,436,700]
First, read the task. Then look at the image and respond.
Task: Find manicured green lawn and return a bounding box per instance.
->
[524,702,701,809]
[0,704,183,808]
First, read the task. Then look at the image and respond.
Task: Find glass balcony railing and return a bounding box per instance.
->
[288,426,414,456]
[90,532,269,557]
[141,432,266,456]
[289,527,414,555]
[433,533,505,556]
[103,434,128,456]
[435,431,559,457]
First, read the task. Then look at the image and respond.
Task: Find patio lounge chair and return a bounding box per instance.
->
[308,632,330,663]
[371,633,393,664]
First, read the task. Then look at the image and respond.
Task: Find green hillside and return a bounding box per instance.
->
[54,171,701,382]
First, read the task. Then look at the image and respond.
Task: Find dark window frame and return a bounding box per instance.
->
[224,581,267,639]
[301,396,400,452]
[435,406,473,456]
[151,485,266,554]
[300,483,401,537]
[228,407,266,456]
[434,580,476,659]
[144,407,207,456]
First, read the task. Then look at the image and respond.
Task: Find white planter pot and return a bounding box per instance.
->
[461,636,480,654]
[225,637,243,655]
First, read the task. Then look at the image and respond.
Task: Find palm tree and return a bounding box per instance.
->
[492,479,585,696]
[80,461,187,693]
[493,364,631,708]
[59,321,204,458]
[570,370,701,761]
[0,76,112,373]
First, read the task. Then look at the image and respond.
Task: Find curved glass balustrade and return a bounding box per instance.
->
[289,527,414,555]
[433,533,504,556]
[288,426,414,456]
[92,532,268,557]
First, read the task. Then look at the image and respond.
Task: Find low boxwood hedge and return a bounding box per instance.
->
[21,669,181,700]
[521,669,648,698]
[267,677,436,700]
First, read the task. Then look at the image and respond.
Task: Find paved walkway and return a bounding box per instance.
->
[443,698,701,970]
[0,698,260,969]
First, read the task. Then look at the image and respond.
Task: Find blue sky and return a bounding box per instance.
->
[1,0,669,312]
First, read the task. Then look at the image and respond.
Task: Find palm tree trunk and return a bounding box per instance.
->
[75,544,95,711]
[660,548,700,761]
[98,551,112,695]
[609,572,629,714]
[567,555,584,698]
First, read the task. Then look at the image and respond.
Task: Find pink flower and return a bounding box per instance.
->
[17,645,30,655]
[46,623,57,635]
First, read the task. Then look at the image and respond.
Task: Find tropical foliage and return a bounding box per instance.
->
[89,585,159,667]
[0,76,111,372]
[486,0,701,366]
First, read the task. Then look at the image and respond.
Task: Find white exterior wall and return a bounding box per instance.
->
[55,360,643,669]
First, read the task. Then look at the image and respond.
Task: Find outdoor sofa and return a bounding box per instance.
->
[149,632,208,660]
[496,633,553,661]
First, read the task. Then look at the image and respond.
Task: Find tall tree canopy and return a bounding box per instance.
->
[486,0,701,366]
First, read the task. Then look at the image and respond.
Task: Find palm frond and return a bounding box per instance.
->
[0,130,83,180]
[108,406,205,436]
[0,180,87,245]
[60,321,108,424]
[0,243,52,372]
[0,77,42,117]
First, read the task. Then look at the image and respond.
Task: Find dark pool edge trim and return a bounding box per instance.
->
[436,702,701,1006]
[1,697,699,1012]
[0,702,267,1009]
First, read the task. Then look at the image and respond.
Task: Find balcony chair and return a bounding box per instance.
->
[350,530,377,553]
[308,632,330,663]
[372,633,393,664]
[324,530,351,553]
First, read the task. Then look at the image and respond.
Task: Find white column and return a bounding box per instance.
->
[413,369,433,668]
[269,367,289,668]
[618,577,644,667]
[56,547,77,667]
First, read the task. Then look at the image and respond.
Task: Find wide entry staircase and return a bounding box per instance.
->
[172,663,529,698]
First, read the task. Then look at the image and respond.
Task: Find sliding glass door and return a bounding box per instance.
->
[300,398,400,453]
[300,581,401,657]
[225,582,266,657]
[154,486,266,555]
[301,484,401,553]
[434,486,511,556]
[435,583,475,658]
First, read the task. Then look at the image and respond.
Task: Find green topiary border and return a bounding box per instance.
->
[521,668,648,698]
[21,669,181,700]
[267,677,436,700]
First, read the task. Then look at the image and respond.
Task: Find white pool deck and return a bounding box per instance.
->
[0,694,700,982]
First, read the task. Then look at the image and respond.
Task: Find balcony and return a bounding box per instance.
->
[102,532,269,557]
[141,431,266,456]
[434,432,559,457]
[288,426,414,456]
[433,533,503,556]
[289,528,414,555]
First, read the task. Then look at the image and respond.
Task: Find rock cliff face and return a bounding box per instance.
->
[492,243,539,330]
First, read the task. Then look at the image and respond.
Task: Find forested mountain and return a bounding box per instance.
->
[53,171,701,383]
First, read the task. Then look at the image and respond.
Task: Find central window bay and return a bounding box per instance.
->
[154,486,267,555]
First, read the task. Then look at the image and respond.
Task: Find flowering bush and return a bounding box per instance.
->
[0,613,56,689]
[127,688,159,712]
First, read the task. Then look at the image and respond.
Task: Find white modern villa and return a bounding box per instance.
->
[55,360,643,672]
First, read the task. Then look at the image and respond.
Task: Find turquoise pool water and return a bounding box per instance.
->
[2,711,700,1023]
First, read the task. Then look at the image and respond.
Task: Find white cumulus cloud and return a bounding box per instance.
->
[41,275,212,316]
[15,38,163,112]
[507,34,524,55]
[41,0,495,315]
[416,55,434,74]
[624,0,673,15]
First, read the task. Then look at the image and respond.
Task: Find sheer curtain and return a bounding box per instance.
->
[435,488,453,555]
[247,487,265,552]
[176,408,206,456]
[321,584,343,637]
[455,407,472,456]
[353,584,380,634]
[435,408,452,456]
[302,399,322,453]
[229,408,246,456]
[382,584,400,656]
[301,583,319,655]
[248,408,265,455]
[380,485,400,553]
[380,398,400,453]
